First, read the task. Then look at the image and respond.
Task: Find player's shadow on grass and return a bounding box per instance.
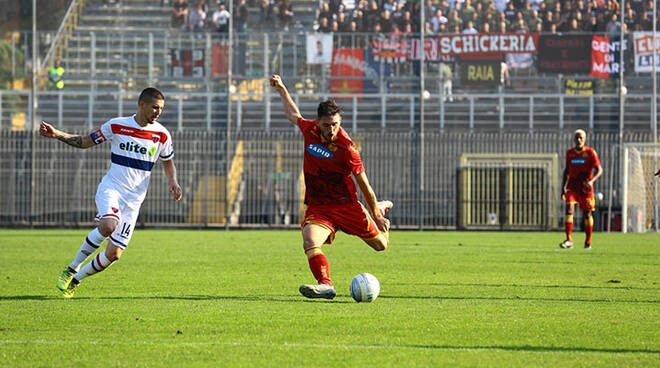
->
[0,295,352,303]
[0,295,58,301]
[379,295,659,304]
[404,344,660,355]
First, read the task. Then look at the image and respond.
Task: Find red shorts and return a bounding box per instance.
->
[302,202,380,244]
[565,190,595,211]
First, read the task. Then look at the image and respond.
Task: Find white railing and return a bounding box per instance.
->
[0,89,657,133]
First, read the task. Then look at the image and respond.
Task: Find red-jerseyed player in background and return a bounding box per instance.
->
[560,129,603,250]
[270,74,393,299]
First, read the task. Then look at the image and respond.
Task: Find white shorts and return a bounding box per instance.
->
[94,184,142,249]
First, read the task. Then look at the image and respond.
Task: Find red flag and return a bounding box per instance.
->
[590,35,610,79]
[330,48,364,98]
[212,45,229,77]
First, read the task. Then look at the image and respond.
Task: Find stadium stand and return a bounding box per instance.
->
[2,0,656,132]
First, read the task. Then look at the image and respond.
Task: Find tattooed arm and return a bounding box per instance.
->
[39,121,95,149]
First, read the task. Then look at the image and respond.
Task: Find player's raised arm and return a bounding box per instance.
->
[39,121,95,149]
[354,172,390,233]
[270,75,302,125]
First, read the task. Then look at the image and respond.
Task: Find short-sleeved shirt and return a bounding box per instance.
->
[91,115,174,203]
[298,117,364,205]
[565,145,600,195]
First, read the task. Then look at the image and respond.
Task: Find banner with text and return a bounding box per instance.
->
[437,33,539,58]
[409,38,438,61]
[537,34,591,74]
[564,79,594,95]
[633,32,660,72]
[372,36,409,63]
[330,48,364,96]
[460,60,501,86]
[590,35,626,79]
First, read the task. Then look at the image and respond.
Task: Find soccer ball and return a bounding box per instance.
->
[350,273,380,303]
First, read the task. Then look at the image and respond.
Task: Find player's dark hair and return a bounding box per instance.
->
[139,87,165,104]
[317,99,343,119]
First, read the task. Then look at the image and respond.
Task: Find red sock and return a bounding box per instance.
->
[585,215,593,245]
[565,214,573,242]
[307,253,332,286]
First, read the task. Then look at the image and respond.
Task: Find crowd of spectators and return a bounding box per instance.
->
[168,0,297,32]
[315,0,659,35]
[169,0,249,32]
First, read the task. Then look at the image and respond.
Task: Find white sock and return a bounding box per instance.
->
[69,228,107,271]
[74,252,115,282]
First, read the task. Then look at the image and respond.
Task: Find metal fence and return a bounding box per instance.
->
[0,129,653,229]
[1,89,657,132]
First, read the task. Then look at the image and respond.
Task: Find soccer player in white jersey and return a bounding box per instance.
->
[39,87,183,298]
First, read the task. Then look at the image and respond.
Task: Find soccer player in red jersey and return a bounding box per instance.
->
[560,129,603,249]
[270,74,392,299]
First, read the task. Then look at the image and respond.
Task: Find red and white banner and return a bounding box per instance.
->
[589,35,625,79]
[633,32,660,72]
[372,37,408,63]
[436,33,539,56]
[170,49,205,77]
[409,38,438,60]
[330,48,364,97]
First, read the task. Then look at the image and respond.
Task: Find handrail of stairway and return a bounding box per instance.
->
[41,0,87,71]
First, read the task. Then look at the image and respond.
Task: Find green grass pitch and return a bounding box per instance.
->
[0,229,658,367]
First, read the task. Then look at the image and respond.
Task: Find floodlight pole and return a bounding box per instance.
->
[653,0,658,232]
[30,0,37,225]
[618,0,625,151]
[617,0,625,233]
[418,1,426,231]
[226,0,234,231]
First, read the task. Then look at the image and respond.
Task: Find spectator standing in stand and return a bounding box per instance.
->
[188,4,207,32]
[260,0,274,27]
[235,0,249,32]
[279,0,294,31]
[171,0,189,30]
[212,3,231,33]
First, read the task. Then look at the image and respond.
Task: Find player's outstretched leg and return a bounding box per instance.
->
[57,228,108,292]
[60,243,121,298]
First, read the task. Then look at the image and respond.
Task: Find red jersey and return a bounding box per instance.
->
[297,117,365,205]
[565,145,601,195]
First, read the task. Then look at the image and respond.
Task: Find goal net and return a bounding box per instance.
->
[622,143,660,232]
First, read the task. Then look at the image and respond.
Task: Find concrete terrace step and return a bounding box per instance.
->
[80,14,170,24]
[76,25,171,33]
[86,5,173,15]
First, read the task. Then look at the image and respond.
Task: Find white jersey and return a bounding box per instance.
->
[91,115,174,203]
